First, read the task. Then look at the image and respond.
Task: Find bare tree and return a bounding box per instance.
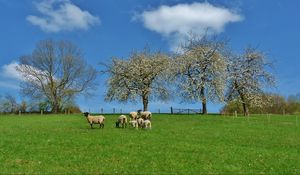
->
[20,100,27,113]
[173,34,227,114]
[16,39,97,113]
[103,49,171,111]
[0,94,18,113]
[26,100,51,113]
[226,47,275,116]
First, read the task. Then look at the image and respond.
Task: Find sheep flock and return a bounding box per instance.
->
[83,110,152,130]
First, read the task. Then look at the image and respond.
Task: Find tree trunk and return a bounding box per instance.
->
[200,87,207,114]
[52,98,60,114]
[142,95,149,111]
[235,82,249,116]
[239,92,249,116]
[242,102,249,116]
[202,101,207,115]
[53,103,59,114]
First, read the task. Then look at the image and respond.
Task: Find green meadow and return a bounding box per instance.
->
[0,114,299,174]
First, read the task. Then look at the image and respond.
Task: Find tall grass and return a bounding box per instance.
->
[0,114,299,174]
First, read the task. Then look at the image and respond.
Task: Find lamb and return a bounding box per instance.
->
[129,111,138,121]
[137,118,144,128]
[129,120,138,129]
[116,115,128,128]
[142,119,151,129]
[138,110,152,120]
[83,112,105,129]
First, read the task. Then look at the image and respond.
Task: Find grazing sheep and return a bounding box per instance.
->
[129,120,138,129]
[142,119,151,129]
[116,115,128,128]
[138,111,152,120]
[137,118,144,128]
[83,112,105,129]
[129,111,138,121]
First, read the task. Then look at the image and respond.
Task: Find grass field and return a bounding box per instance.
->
[0,114,299,174]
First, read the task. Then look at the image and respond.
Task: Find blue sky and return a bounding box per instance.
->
[0,0,299,113]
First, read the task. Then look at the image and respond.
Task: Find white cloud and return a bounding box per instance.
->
[27,0,100,32]
[0,62,22,90]
[1,62,23,81]
[1,61,47,82]
[137,2,243,51]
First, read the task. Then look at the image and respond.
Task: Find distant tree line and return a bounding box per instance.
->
[221,93,300,115]
[0,93,81,114]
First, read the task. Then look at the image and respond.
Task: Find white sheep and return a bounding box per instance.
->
[129,111,138,121]
[137,118,144,128]
[138,111,152,120]
[143,119,151,129]
[83,112,105,129]
[129,120,138,129]
[116,115,128,128]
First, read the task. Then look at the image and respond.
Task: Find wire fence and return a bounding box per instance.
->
[0,108,298,127]
[170,107,202,114]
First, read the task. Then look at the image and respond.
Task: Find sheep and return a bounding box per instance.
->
[142,119,151,129]
[138,110,152,120]
[83,112,105,129]
[116,115,128,128]
[129,111,138,121]
[129,120,138,129]
[137,118,144,128]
